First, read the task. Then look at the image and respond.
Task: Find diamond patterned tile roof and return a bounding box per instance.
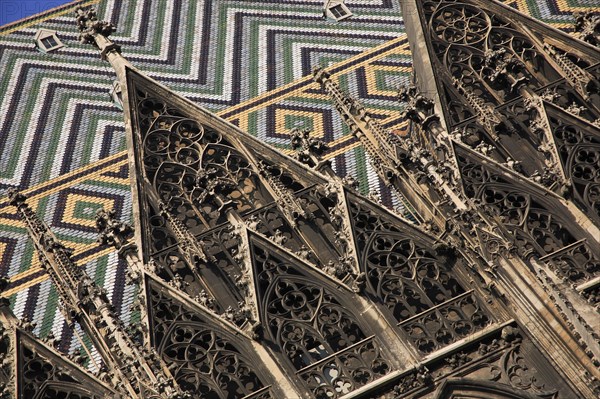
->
[0,0,598,356]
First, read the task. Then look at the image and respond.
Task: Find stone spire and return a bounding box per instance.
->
[8,190,188,399]
[313,66,466,226]
[312,67,403,187]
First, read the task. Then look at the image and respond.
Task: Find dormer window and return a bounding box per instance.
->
[324,1,352,21]
[35,29,64,53]
[41,36,58,49]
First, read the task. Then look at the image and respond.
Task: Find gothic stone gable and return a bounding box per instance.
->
[145,275,274,399]
[122,66,320,251]
[454,142,600,286]
[15,330,113,399]
[362,323,579,398]
[247,232,391,399]
[121,67,327,307]
[344,190,493,355]
[416,0,600,123]
[543,101,600,225]
[411,0,600,180]
[124,68,273,252]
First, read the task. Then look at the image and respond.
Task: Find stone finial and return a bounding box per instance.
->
[290,128,329,167]
[95,208,133,250]
[75,7,116,44]
[483,47,527,94]
[312,66,331,84]
[6,188,26,208]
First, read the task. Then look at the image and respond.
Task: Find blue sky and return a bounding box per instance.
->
[0,0,71,27]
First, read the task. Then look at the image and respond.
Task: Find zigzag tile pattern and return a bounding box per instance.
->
[0,0,598,357]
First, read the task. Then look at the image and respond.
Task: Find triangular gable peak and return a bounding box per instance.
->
[450,139,558,201]
[121,67,325,258]
[474,225,511,264]
[401,0,600,172]
[247,229,356,316]
[432,378,550,399]
[245,230,395,396]
[411,0,600,122]
[342,188,495,354]
[2,302,114,399]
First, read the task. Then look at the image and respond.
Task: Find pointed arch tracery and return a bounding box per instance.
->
[147,282,272,399]
[433,378,552,399]
[18,339,107,399]
[133,86,276,249]
[457,149,600,284]
[546,108,600,224]
[346,196,492,354]
[429,2,547,99]
[250,240,390,399]
[141,115,271,232]
[422,0,599,127]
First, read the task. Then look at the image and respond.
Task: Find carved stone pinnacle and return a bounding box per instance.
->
[95,208,133,250]
[75,7,117,45]
[6,188,26,208]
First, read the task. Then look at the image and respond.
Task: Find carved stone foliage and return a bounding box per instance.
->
[244,205,309,257]
[19,341,103,399]
[546,107,600,223]
[346,195,492,354]
[451,119,503,160]
[582,284,600,308]
[75,7,116,45]
[147,282,272,399]
[290,128,328,167]
[456,147,600,284]
[574,12,600,48]
[250,239,390,398]
[398,84,437,128]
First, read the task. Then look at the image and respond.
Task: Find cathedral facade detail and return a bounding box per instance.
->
[1,1,599,398]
